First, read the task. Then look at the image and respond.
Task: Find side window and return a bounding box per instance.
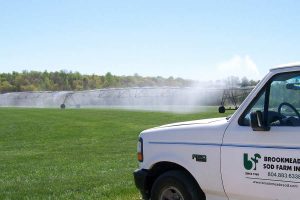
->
[240,72,300,127]
[269,73,300,126]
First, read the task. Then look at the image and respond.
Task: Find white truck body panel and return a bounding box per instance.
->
[136,64,300,200]
[221,66,300,200]
[141,118,229,199]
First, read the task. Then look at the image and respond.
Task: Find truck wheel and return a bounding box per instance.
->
[151,170,204,200]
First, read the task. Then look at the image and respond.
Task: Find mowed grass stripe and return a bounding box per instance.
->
[0,108,231,199]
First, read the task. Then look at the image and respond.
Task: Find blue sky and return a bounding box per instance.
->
[1,0,300,80]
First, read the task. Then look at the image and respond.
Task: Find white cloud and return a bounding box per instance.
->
[216,55,261,80]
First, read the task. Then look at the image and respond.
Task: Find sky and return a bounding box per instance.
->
[1,0,300,81]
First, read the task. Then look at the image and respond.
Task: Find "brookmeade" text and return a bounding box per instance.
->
[263,157,300,172]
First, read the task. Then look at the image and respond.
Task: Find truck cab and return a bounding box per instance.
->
[134,64,300,200]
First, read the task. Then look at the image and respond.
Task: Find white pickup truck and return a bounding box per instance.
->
[133,64,300,200]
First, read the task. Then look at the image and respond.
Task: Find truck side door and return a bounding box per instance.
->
[221,71,300,200]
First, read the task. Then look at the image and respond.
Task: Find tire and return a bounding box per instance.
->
[218,106,225,113]
[151,170,204,200]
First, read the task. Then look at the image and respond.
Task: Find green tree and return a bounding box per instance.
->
[0,81,15,93]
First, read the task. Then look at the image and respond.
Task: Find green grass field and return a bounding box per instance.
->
[0,108,232,199]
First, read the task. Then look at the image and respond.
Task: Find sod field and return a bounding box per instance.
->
[0,108,232,199]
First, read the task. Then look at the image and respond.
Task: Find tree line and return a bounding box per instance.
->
[0,71,194,93]
[0,71,259,94]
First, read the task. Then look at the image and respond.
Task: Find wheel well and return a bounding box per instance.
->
[145,161,206,199]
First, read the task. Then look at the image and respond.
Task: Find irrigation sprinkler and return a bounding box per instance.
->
[218,86,254,113]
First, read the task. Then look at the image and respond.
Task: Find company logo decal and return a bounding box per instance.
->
[244,153,261,170]
[243,153,300,188]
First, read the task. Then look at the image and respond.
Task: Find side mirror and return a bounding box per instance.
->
[250,111,270,131]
